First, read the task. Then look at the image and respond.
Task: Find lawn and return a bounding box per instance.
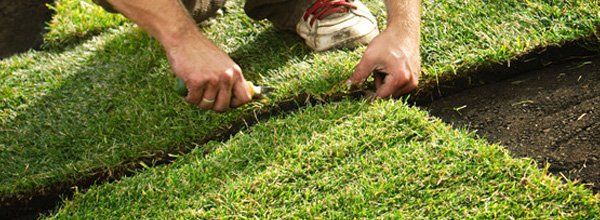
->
[50,100,598,218]
[1,0,599,209]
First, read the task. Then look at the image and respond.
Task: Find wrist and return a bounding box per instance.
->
[382,27,419,50]
[158,22,200,50]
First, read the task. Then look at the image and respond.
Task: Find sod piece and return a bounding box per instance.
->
[1,0,599,199]
[49,100,599,218]
[43,0,128,49]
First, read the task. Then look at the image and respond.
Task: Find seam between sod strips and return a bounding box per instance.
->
[1,36,598,217]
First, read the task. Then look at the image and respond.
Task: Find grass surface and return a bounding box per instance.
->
[49,100,599,218]
[43,0,127,49]
[1,0,599,199]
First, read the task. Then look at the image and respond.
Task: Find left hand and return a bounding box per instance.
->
[347,29,421,98]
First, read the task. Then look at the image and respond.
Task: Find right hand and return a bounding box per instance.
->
[348,28,420,98]
[165,30,252,112]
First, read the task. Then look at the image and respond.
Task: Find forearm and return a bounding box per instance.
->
[105,0,208,49]
[384,0,421,46]
[100,0,250,112]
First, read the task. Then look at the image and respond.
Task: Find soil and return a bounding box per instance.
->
[0,0,54,58]
[428,56,600,192]
[1,35,597,217]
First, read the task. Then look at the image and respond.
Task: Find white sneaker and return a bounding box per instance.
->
[296,0,380,52]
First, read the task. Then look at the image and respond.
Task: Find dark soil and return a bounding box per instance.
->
[0,0,54,58]
[428,57,600,192]
[2,39,598,219]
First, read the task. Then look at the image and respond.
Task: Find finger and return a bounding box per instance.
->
[375,73,406,99]
[376,76,402,98]
[390,72,413,98]
[213,79,233,113]
[231,79,252,108]
[348,56,375,86]
[393,77,418,98]
[198,83,218,110]
[376,62,412,98]
[184,80,206,106]
[392,83,410,98]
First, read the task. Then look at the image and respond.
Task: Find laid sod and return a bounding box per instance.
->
[1,0,599,202]
[43,0,128,49]
[49,100,599,218]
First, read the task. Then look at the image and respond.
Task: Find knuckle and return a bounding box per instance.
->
[231,66,243,78]
[233,64,242,73]
[219,71,234,83]
[187,77,203,87]
[207,77,219,86]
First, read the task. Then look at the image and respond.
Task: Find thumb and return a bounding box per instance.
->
[231,79,252,108]
[348,57,375,86]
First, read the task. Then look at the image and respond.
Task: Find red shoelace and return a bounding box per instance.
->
[303,0,357,26]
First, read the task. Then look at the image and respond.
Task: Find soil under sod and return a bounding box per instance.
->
[2,39,597,218]
[0,0,54,58]
[428,56,600,192]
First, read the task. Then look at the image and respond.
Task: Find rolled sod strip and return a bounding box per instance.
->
[50,100,599,218]
[1,0,599,202]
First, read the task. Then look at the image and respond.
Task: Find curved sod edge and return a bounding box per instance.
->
[49,99,600,218]
[2,0,599,214]
[1,37,598,217]
[414,35,600,104]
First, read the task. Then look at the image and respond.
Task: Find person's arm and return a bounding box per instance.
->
[105,0,252,112]
[348,0,421,98]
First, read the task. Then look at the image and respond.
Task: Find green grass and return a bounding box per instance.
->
[49,100,599,218]
[43,0,128,49]
[1,0,599,200]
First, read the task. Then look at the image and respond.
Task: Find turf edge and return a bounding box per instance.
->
[1,36,598,218]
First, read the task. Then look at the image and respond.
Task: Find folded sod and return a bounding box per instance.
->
[1,0,598,200]
[49,100,599,218]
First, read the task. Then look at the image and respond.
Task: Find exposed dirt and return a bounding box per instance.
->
[0,0,54,58]
[2,38,598,219]
[428,57,600,192]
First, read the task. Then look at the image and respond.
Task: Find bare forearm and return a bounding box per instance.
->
[384,0,420,44]
[105,0,209,49]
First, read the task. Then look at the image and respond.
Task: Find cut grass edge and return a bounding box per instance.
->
[1,37,598,218]
[3,0,598,200]
[2,0,599,215]
[48,99,600,218]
